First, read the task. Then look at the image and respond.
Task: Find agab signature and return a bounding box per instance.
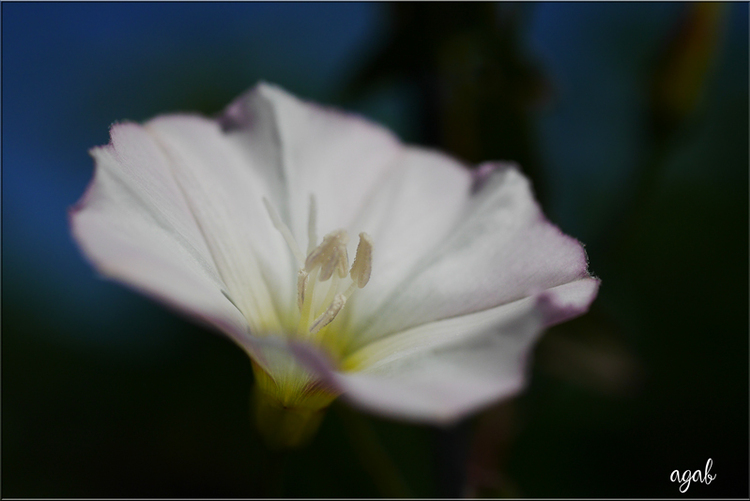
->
[670,458,716,493]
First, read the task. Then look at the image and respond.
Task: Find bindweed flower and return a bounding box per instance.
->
[70,83,599,448]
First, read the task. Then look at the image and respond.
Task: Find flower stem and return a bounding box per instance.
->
[335,404,413,497]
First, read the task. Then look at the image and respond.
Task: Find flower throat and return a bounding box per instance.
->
[263,196,372,349]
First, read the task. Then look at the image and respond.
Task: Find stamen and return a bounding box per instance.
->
[297,269,309,311]
[342,281,358,300]
[263,197,305,266]
[297,267,318,336]
[264,196,376,341]
[307,194,318,254]
[349,232,373,288]
[305,230,349,281]
[309,294,346,335]
[319,273,341,317]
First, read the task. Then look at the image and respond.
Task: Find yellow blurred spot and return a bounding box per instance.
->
[654,3,727,121]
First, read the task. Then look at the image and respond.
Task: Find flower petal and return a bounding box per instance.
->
[289,277,597,423]
[347,277,597,355]
[292,295,547,424]
[220,83,405,246]
[344,147,474,324]
[336,279,597,423]
[537,276,601,327]
[342,291,542,373]
[142,114,298,332]
[70,123,253,347]
[350,164,596,347]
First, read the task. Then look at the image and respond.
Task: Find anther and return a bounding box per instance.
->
[349,232,373,288]
[309,294,346,335]
[305,230,349,281]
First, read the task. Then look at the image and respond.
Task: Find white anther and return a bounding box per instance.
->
[309,294,346,335]
[349,232,373,288]
[297,269,309,311]
[263,197,305,266]
[305,230,349,281]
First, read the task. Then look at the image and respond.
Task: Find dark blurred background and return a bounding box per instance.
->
[3,2,747,497]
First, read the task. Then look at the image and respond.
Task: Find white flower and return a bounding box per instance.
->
[70,83,598,446]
